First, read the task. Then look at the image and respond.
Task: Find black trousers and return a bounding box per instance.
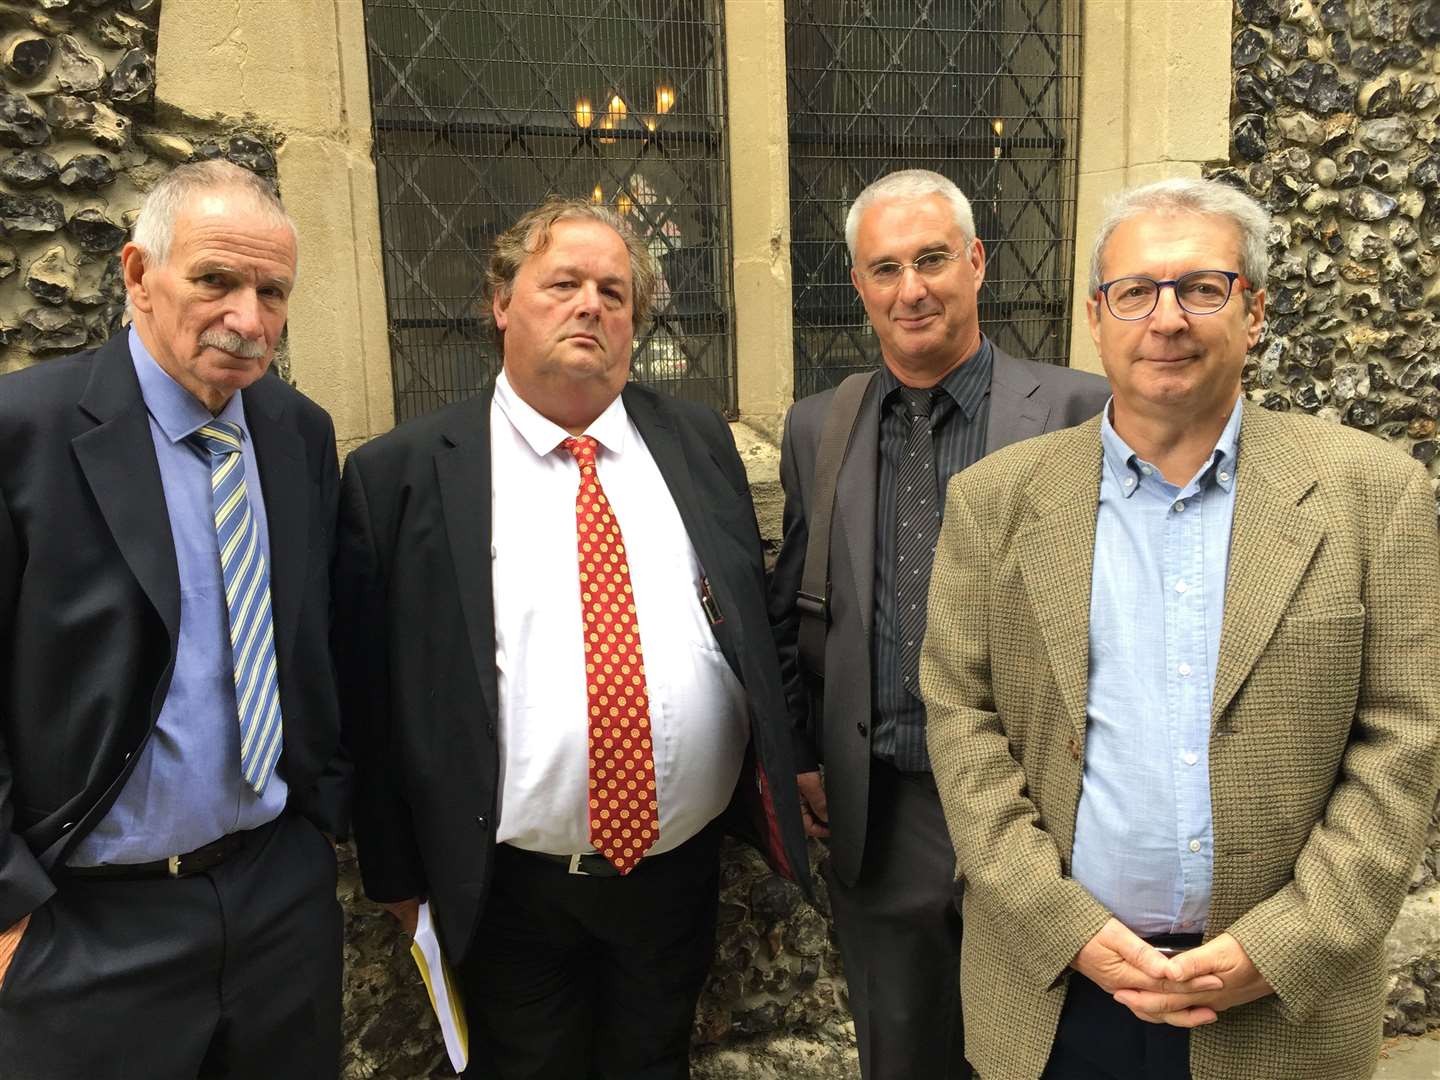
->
[459,823,723,1080]
[825,761,970,1080]
[0,813,342,1080]
[1041,972,1192,1080]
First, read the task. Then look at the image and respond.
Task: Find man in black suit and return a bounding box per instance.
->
[768,170,1109,1080]
[335,197,810,1079]
[0,160,347,1079]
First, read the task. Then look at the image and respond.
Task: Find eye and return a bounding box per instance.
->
[915,252,950,272]
[1118,281,1153,300]
[869,262,902,282]
[550,279,577,291]
[601,287,624,306]
[198,273,226,287]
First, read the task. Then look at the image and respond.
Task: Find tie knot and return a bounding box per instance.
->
[563,435,599,468]
[899,386,935,421]
[190,420,243,457]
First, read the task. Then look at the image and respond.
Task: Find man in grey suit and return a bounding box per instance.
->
[768,169,1109,1080]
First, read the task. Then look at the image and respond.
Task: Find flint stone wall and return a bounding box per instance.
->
[1219,0,1440,1040]
[0,1,1436,1077]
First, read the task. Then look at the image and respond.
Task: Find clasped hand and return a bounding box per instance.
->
[1073,918,1273,1028]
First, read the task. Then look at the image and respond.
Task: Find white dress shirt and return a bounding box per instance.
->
[489,371,748,856]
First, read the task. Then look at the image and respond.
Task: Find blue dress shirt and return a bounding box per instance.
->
[69,329,288,865]
[1069,399,1242,935]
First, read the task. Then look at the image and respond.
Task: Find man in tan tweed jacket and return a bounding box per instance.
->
[922,177,1440,1080]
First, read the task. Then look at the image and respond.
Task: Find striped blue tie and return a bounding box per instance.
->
[190,420,283,794]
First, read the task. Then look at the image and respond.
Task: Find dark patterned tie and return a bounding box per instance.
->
[895,387,941,698]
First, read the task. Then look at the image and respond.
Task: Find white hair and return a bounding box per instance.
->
[844,169,977,260]
[131,159,297,270]
[1088,177,1270,297]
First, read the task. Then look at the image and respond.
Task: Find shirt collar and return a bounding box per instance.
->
[493,369,630,459]
[1100,394,1243,499]
[128,325,250,445]
[876,335,994,422]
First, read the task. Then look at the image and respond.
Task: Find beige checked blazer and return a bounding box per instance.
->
[921,400,1440,1080]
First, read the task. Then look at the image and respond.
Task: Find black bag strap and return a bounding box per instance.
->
[797,371,876,677]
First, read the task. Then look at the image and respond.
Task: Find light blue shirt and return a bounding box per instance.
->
[69,328,287,865]
[1069,399,1241,935]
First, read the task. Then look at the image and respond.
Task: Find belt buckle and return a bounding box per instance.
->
[167,854,184,878]
[567,853,589,876]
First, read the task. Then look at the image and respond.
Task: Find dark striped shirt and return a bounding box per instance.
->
[871,337,994,771]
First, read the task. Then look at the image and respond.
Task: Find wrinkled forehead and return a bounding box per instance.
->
[855,194,966,260]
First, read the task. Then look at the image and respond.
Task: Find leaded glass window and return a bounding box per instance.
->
[786,0,1082,397]
[363,0,736,422]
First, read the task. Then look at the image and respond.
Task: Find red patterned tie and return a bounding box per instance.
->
[563,436,659,873]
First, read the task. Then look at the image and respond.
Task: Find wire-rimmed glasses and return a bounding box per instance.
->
[855,249,967,289]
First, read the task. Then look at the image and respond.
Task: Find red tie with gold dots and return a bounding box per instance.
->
[563,436,659,874]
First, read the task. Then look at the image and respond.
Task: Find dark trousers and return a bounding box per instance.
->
[1041,972,1192,1080]
[0,813,342,1080]
[459,823,723,1080]
[826,761,969,1080]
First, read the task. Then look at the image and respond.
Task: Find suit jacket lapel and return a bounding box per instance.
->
[986,346,1050,456]
[1210,403,1323,726]
[835,376,881,639]
[436,390,502,729]
[1014,419,1103,742]
[623,386,744,679]
[246,380,308,670]
[73,334,180,652]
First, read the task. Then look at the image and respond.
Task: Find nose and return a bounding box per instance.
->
[896,263,929,305]
[574,280,601,320]
[223,288,266,340]
[1148,283,1189,333]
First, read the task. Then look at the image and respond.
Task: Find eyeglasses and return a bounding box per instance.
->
[1096,270,1249,320]
[856,249,967,289]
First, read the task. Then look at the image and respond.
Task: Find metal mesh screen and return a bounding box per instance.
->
[362,0,736,423]
[785,0,1082,398]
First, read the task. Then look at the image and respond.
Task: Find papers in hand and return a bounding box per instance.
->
[409,901,469,1074]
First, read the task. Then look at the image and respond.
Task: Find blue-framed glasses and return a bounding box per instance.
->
[1096,269,1250,320]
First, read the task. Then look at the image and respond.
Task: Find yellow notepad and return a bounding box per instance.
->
[409,901,469,1074]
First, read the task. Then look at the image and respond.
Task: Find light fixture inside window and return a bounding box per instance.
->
[616,192,633,217]
[591,184,603,204]
[575,96,594,128]
[655,84,676,114]
[607,94,628,120]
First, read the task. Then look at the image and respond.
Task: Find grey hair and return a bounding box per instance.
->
[130,159,297,271]
[1087,177,1270,297]
[844,169,977,261]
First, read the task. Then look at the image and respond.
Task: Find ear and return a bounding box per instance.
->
[492,287,510,333]
[120,243,153,315]
[1243,287,1266,349]
[968,236,986,291]
[849,266,862,296]
[1086,293,1103,351]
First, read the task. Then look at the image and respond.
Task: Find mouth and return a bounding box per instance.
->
[893,312,938,330]
[565,332,602,348]
[1141,353,1199,365]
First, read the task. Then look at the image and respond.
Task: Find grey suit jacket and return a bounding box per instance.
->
[767,343,1109,885]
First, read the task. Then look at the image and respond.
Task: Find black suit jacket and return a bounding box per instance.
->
[0,331,348,929]
[768,346,1110,886]
[335,381,813,962]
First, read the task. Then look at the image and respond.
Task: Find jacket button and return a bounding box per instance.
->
[476,816,489,830]
[62,821,74,830]
[487,722,497,738]
[856,721,868,737]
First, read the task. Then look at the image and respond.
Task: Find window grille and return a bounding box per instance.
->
[362,0,737,423]
[785,0,1082,398]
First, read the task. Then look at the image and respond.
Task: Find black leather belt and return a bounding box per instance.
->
[66,829,249,880]
[515,849,626,878]
[1144,932,1204,955]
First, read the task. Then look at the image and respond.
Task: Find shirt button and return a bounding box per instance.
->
[1188,839,1202,853]
[857,721,868,737]
[1178,662,1192,677]
[1218,471,1231,483]
[1140,465,1153,476]
[1174,580,1188,594]
[1123,476,1136,488]
[1183,751,1199,766]
[1174,500,1186,513]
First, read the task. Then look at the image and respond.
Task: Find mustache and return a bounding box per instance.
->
[199,330,267,359]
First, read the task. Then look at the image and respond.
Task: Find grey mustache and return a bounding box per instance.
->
[199,330,267,359]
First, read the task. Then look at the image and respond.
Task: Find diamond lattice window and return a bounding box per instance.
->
[363,0,736,423]
[786,0,1082,398]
